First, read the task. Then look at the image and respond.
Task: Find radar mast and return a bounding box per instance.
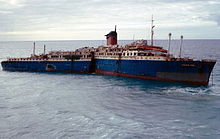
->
[150,15,155,46]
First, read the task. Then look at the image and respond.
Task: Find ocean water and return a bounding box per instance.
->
[0,40,220,139]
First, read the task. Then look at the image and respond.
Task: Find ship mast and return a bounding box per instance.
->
[33,42,36,56]
[44,44,46,55]
[168,33,172,54]
[179,35,183,58]
[150,15,155,46]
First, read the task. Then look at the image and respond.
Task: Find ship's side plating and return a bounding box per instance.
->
[95,58,215,85]
[1,59,91,73]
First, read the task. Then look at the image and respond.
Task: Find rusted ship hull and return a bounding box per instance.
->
[1,60,92,73]
[1,58,216,85]
[95,59,216,85]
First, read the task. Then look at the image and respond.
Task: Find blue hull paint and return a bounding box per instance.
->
[95,59,215,84]
[1,58,216,85]
[1,61,91,72]
[96,59,214,75]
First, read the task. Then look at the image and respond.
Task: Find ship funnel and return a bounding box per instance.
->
[105,26,117,46]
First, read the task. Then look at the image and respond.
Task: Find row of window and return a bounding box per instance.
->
[96,52,155,57]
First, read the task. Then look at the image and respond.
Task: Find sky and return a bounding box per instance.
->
[0,0,220,41]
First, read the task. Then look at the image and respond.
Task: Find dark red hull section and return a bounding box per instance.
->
[95,69,209,86]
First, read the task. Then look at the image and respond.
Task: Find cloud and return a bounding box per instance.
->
[214,15,220,26]
[0,0,219,41]
[0,0,26,8]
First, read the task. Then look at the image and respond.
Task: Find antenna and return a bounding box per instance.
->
[179,35,183,58]
[115,25,117,32]
[33,42,36,56]
[168,33,172,54]
[150,15,155,46]
[133,34,135,41]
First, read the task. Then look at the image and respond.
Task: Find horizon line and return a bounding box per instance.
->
[0,38,220,42]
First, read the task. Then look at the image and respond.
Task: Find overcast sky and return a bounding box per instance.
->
[0,0,220,41]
